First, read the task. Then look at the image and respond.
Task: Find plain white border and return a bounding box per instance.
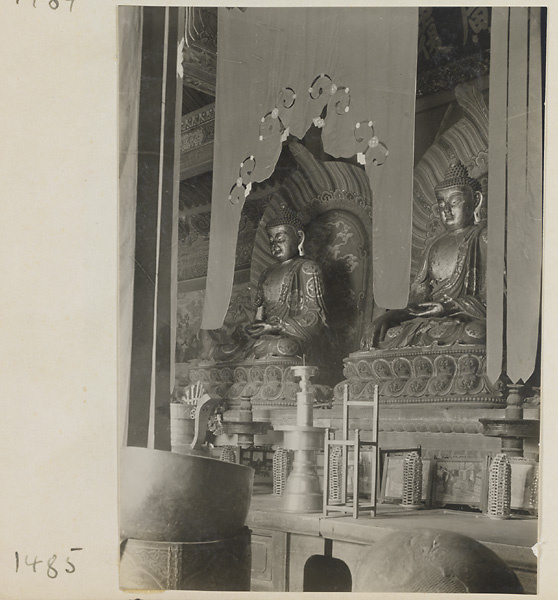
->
[0,1,554,598]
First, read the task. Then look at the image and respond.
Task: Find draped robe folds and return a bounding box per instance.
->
[380,224,488,349]
[208,258,331,362]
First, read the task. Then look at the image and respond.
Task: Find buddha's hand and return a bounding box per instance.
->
[362,309,408,349]
[245,321,282,338]
[408,301,446,318]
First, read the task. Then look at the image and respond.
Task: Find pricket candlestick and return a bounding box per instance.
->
[277,365,324,513]
[480,383,540,458]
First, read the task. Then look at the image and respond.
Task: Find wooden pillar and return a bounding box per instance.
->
[127,7,184,449]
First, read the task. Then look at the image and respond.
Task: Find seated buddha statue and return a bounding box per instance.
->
[200,203,331,364]
[362,159,487,350]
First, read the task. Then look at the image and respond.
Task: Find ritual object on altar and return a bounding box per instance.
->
[170,382,222,455]
[401,451,423,509]
[277,365,325,513]
[120,382,255,590]
[272,446,292,496]
[486,453,512,520]
[119,447,254,590]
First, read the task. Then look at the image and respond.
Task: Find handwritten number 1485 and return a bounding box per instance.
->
[15,549,82,579]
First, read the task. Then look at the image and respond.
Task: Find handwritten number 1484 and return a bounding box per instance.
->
[16,0,76,11]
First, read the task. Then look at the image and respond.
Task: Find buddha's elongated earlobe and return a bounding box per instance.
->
[297,230,305,257]
[474,192,484,224]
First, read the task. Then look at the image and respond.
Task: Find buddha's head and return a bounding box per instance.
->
[434,159,483,231]
[265,204,305,262]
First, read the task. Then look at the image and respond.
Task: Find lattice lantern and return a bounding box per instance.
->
[529,470,539,516]
[487,453,512,519]
[220,445,237,464]
[272,447,293,496]
[401,451,423,509]
[328,445,343,504]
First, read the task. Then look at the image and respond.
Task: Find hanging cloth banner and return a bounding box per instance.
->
[486,8,508,384]
[506,7,543,384]
[201,7,418,329]
[118,6,143,446]
[487,8,543,384]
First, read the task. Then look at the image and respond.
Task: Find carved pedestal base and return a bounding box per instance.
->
[334,346,503,408]
[181,358,331,408]
[120,527,251,591]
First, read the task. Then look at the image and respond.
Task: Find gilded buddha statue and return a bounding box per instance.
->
[200,203,331,363]
[363,159,487,350]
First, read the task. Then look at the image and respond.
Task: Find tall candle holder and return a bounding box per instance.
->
[277,365,324,513]
[480,383,540,458]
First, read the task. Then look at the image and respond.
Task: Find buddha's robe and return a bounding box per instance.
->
[380,224,487,349]
[207,257,330,361]
[250,257,329,359]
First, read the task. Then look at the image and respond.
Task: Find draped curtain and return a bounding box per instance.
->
[487,7,544,384]
[118,6,143,447]
[202,7,418,329]
[119,7,184,449]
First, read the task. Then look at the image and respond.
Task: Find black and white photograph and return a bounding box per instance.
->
[118,5,544,594]
[0,2,554,599]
